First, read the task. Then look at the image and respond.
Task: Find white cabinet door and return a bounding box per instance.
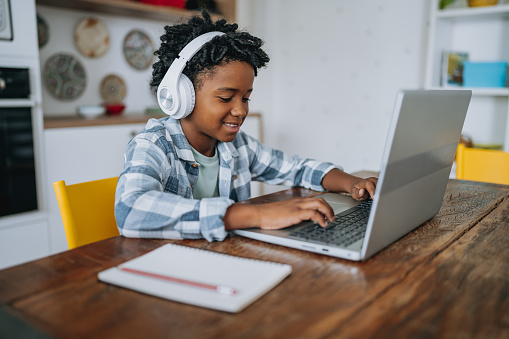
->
[0,220,49,269]
[44,123,145,254]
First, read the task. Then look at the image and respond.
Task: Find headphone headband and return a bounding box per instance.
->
[157,31,225,119]
[179,31,224,63]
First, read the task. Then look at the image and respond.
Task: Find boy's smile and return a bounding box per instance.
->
[180,61,255,157]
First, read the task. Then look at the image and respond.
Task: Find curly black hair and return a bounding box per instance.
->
[150,11,270,92]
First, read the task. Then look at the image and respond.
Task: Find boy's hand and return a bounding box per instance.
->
[321,169,378,201]
[224,197,336,231]
[257,197,335,230]
[349,177,378,200]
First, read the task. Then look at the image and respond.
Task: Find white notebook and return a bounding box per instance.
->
[98,244,292,313]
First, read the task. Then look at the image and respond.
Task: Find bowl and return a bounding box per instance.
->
[77,105,106,119]
[104,103,126,115]
[468,0,498,7]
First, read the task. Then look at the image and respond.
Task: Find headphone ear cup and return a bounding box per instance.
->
[172,74,195,119]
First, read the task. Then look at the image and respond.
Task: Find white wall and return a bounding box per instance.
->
[239,0,429,173]
[38,1,429,173]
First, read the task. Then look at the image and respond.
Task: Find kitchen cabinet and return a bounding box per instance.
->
[425,0,509,150]
[0,0,49,270]
[45,122,145,253]
[0,221,49,269]
[35,0,236,22]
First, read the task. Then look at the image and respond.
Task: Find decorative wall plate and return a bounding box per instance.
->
[37,14,49,48]
[123,30,154,70]
[74,17,110,58]
[0,0,13,41]
[100,74,126,103]
[43,53,86,101]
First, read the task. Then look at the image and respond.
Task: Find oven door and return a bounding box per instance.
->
[0,106,37,217]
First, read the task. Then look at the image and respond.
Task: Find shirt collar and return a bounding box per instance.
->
[163,117,240,163]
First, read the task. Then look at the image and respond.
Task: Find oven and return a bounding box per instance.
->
[0,0,50,270]
[0,67,38,217]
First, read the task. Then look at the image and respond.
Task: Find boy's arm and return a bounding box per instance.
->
[223,169,378,231]
[321,168,377,200]
[243,133,340,191]
[223,197,335,231]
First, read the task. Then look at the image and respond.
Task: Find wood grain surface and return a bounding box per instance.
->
[0,180,508,338]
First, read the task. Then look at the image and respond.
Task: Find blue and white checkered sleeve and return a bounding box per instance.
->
[245,134,342,191]
[115,136,233,242]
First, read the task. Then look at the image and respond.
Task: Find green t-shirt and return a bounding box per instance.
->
[190,146,220,199]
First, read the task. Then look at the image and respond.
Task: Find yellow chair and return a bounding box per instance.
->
[456,143,509,185]
[53,177,120,250]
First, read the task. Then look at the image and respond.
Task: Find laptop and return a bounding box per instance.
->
[234,89,472,261]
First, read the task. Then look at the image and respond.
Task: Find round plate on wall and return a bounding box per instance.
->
[0,0,13,41]
[43,53,87,101]
[37,14,49,48]
[74,17,110,58]
[123,30,154,70]
[100,74,127,103]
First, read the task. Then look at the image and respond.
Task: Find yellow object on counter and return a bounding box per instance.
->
[456,143,509,185]
[468,0,498,7]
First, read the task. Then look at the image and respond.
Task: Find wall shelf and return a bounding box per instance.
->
[35,0,236,23]
[428,87,509,96]
[437,3,509,19]
[425,0,509,151]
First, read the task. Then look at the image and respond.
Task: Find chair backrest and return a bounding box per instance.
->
[53,177,120,250]
[456,143,509,185]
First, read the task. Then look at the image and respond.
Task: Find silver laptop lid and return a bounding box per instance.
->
[361,89,471,259]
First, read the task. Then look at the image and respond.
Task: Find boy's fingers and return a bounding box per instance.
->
[310,198,335,222]
[368,178,378,197]
[295,197,335,223]
[357,178,378,199]
[308,210,329,227]
[365,183,375,198]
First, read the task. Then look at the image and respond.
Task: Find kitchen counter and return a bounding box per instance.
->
[43,113,165,129]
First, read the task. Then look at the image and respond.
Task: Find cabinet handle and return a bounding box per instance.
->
[130,130,139,138]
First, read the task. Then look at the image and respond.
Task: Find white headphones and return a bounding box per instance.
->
[157,31,225,119]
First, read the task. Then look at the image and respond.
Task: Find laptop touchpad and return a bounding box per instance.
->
[316,193,360,214]
[328,202,352,214]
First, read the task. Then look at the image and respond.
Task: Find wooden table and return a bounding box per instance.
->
[1,179,509,338]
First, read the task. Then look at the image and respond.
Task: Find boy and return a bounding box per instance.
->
[115,12,377,241]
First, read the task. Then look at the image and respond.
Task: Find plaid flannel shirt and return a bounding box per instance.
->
[115,117,340,241]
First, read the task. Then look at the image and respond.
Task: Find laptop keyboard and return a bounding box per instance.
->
[288,200,372,248]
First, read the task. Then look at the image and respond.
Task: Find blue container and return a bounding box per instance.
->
[463,61,507,87]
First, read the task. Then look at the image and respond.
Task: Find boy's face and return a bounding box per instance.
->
[180,61,255,157]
